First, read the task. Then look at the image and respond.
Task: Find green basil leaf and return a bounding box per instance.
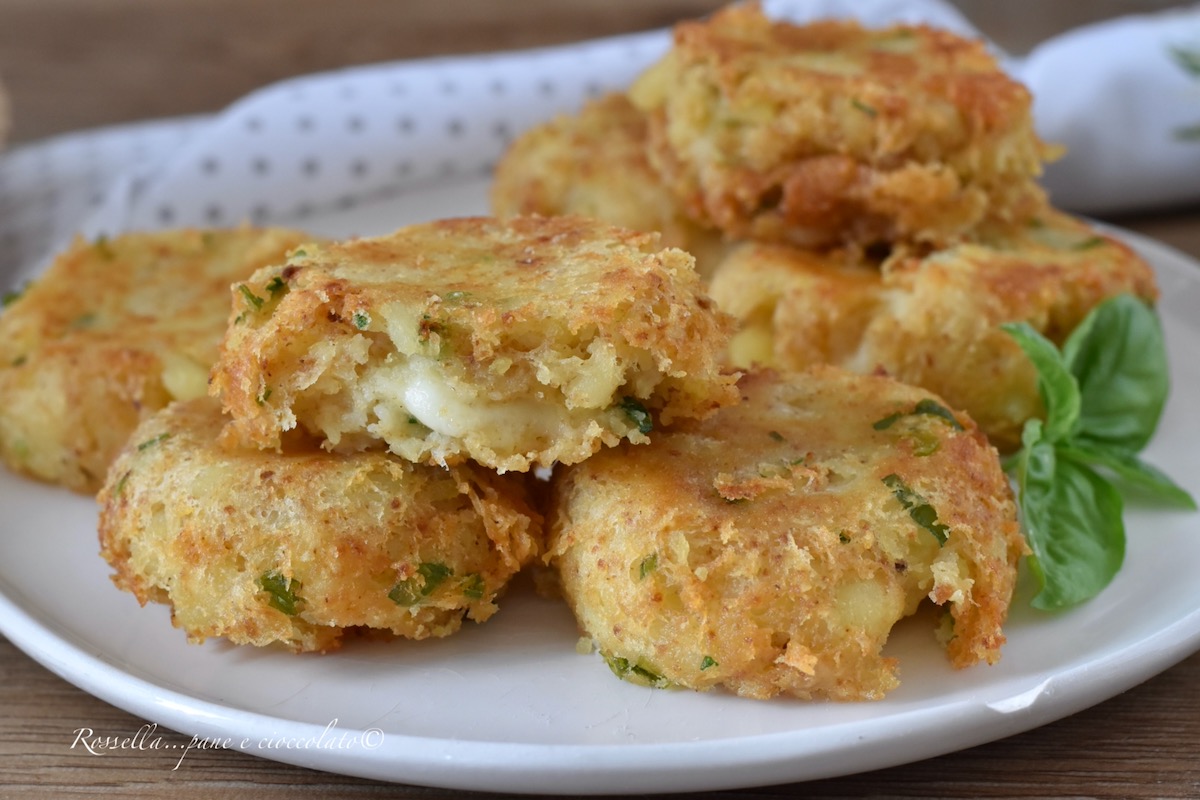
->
[1060,444,1197,510]
[1018,435,1125,610]
[1001,321,1080,444]
[1061,294,1168,452]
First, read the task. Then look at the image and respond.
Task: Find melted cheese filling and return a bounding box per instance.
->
[362,357,584,454]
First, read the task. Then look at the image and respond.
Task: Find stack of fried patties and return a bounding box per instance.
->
[89,215,738,653]
[492,3,1158,451]
[486,5,1058,703]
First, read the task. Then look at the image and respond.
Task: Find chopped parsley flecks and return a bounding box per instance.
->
[256,387,272,405]
[2,285,26,308]
[460,573,485,601]
[238,284,265,310]
[259,571,302,616]
[352,311,370,330]
[136,432,171,451]
[70,312,98,330]
[265,276,287,296]
[873,398,963,432]
[619,397,653,435]
[603,653,673,689]
[1071,236,1106,251]
[851,98,878,117]
[637,553,658,580]
[882,473,949,545]
[93,236,116,261]
[389,561,454,606]
[699,655,718,671]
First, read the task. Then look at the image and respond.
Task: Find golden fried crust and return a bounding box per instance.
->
[491,93,729,280]
[549,366,1023,701]
[0,228,315,493]
[629,5,1053,247]
[211,215,739,472]
[710,242,885,369]
[863,212,1158,448]
[710,210,1159,449]
[97,398,542,652]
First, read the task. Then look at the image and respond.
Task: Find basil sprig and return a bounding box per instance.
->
[1003,294,1195,610]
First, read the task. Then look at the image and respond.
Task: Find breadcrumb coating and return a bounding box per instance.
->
[0,227,315,492]
[491,93,729,280]
[550,366,1023,700]
[98,398,542,652]
[710,210,1159,449]
[212,215,738,472]
[630,5,1054,247]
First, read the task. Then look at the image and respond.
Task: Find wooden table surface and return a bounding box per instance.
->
[1,2,1198,798]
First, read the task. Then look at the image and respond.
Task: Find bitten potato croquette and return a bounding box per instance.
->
[211,215,738,472]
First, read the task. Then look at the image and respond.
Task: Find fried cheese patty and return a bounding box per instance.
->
[629,5,1053,247]
[710,210,1159,449]
[0,228,314,493]
[98,398,542,652]
[549,366,1023,701]
[211,215,739,472]
[491,93,728,280]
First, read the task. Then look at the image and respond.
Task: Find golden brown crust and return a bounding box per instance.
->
[211,215,739,471]
[549,366,1023,701]
[711,242,886,370]
[491,93,729,280]
[629,5,1053,247]
[0,228,316,492]
[97,398,542,652]
[710,210,1159,449]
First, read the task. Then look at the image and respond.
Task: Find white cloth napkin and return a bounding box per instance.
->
[1015,3,1200,214]
[2,0,1198,278]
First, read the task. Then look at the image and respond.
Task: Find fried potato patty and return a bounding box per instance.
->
[98,398,542,652]
[211,215,738,472]
[491,93,728,280]
[711,210,1159,449]
[549,367,1023,701]
[0,228,314,493]
[629,5,1053,247]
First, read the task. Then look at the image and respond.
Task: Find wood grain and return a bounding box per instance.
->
[1,1,1198,797]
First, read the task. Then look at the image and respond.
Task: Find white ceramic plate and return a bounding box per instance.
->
[2,177,1199,795]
